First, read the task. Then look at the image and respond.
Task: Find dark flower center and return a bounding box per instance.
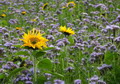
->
[30,38,39,44]
[63,32,70,36]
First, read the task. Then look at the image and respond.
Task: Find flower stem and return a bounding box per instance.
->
[33,57,37,84]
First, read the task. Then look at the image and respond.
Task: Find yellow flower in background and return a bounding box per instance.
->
[20,28,48,49]
[31,19,37,22]
[42,3,48,10]
[16,27,22,30]
[66,1,76,8]
[21,11,26,15]
[62,1,76,9]
[0,14,6,18]
[59,26,75,35]
[62,6,66,9]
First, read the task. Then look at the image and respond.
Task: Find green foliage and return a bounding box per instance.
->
[15,51,30,56]
[38,58,53,70]
[104,51,118,64]
[0,73,6,79]
[7,68,25,79]
[32,50,46,59]
[43,47,55,51]
[36,76,47,84]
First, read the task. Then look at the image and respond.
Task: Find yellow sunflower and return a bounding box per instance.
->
[21,11,26,15]
[0,14,6,18]
[31,19,37,22]
[16,27,22,30]
[66,1,76,8]
[42,3,48,10]
[59,26,75,35]
[20,28,48,49]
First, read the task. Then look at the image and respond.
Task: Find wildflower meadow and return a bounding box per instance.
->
[0,0,120,84]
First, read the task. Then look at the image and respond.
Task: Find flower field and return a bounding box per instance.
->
[0,0,120,84]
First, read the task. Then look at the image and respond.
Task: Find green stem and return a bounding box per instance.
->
[33,57,37,84]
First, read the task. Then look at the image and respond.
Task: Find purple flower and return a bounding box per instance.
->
[74,79,81,84]
[25,81,33,84]
[4,42,13,47]
[9,19,18,24]
[97,64,112,74]
[54,79,65,84]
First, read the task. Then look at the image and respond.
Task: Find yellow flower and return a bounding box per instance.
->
[20,28,48,49]
[31,19,37,22]
[66,1,76,8]
[21,11,26,15]
[0,14,6,17]
[16,27,22,30]
[42,3,48,10]
[62,6,66,9]
[59,26,75,35]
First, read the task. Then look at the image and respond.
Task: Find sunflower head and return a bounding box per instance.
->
[42,3,48,10]
[0,14,6,18]
[21,11,26,15]
[20,28,48,50]
[59,26,75,36]
[67,1,76,8]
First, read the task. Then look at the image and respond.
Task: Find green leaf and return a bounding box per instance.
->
[68,63,74,67]
[42,71,64,78]
[7,67,25,80]
[43,47,55,51]
[0,73,6,79]
[1,20,7,25]
[32,50,46,58]
[52,73,64,78]
[15,51,30,56]
[13,45,21,48]
[36,76,46,84]
[38,58,52,70]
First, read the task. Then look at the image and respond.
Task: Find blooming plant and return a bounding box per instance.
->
[20,28,48,49]
[66,1,76,8]
[62,1,76,8]
[59,26,75,36]
[21,11,26,15]
[19,28,52,83]
[42,3,48,10]
[0,0,120,84]
[0,14,6,18]
[16,27,22,30]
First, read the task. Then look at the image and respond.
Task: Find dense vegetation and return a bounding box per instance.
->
[0,0,120,84]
